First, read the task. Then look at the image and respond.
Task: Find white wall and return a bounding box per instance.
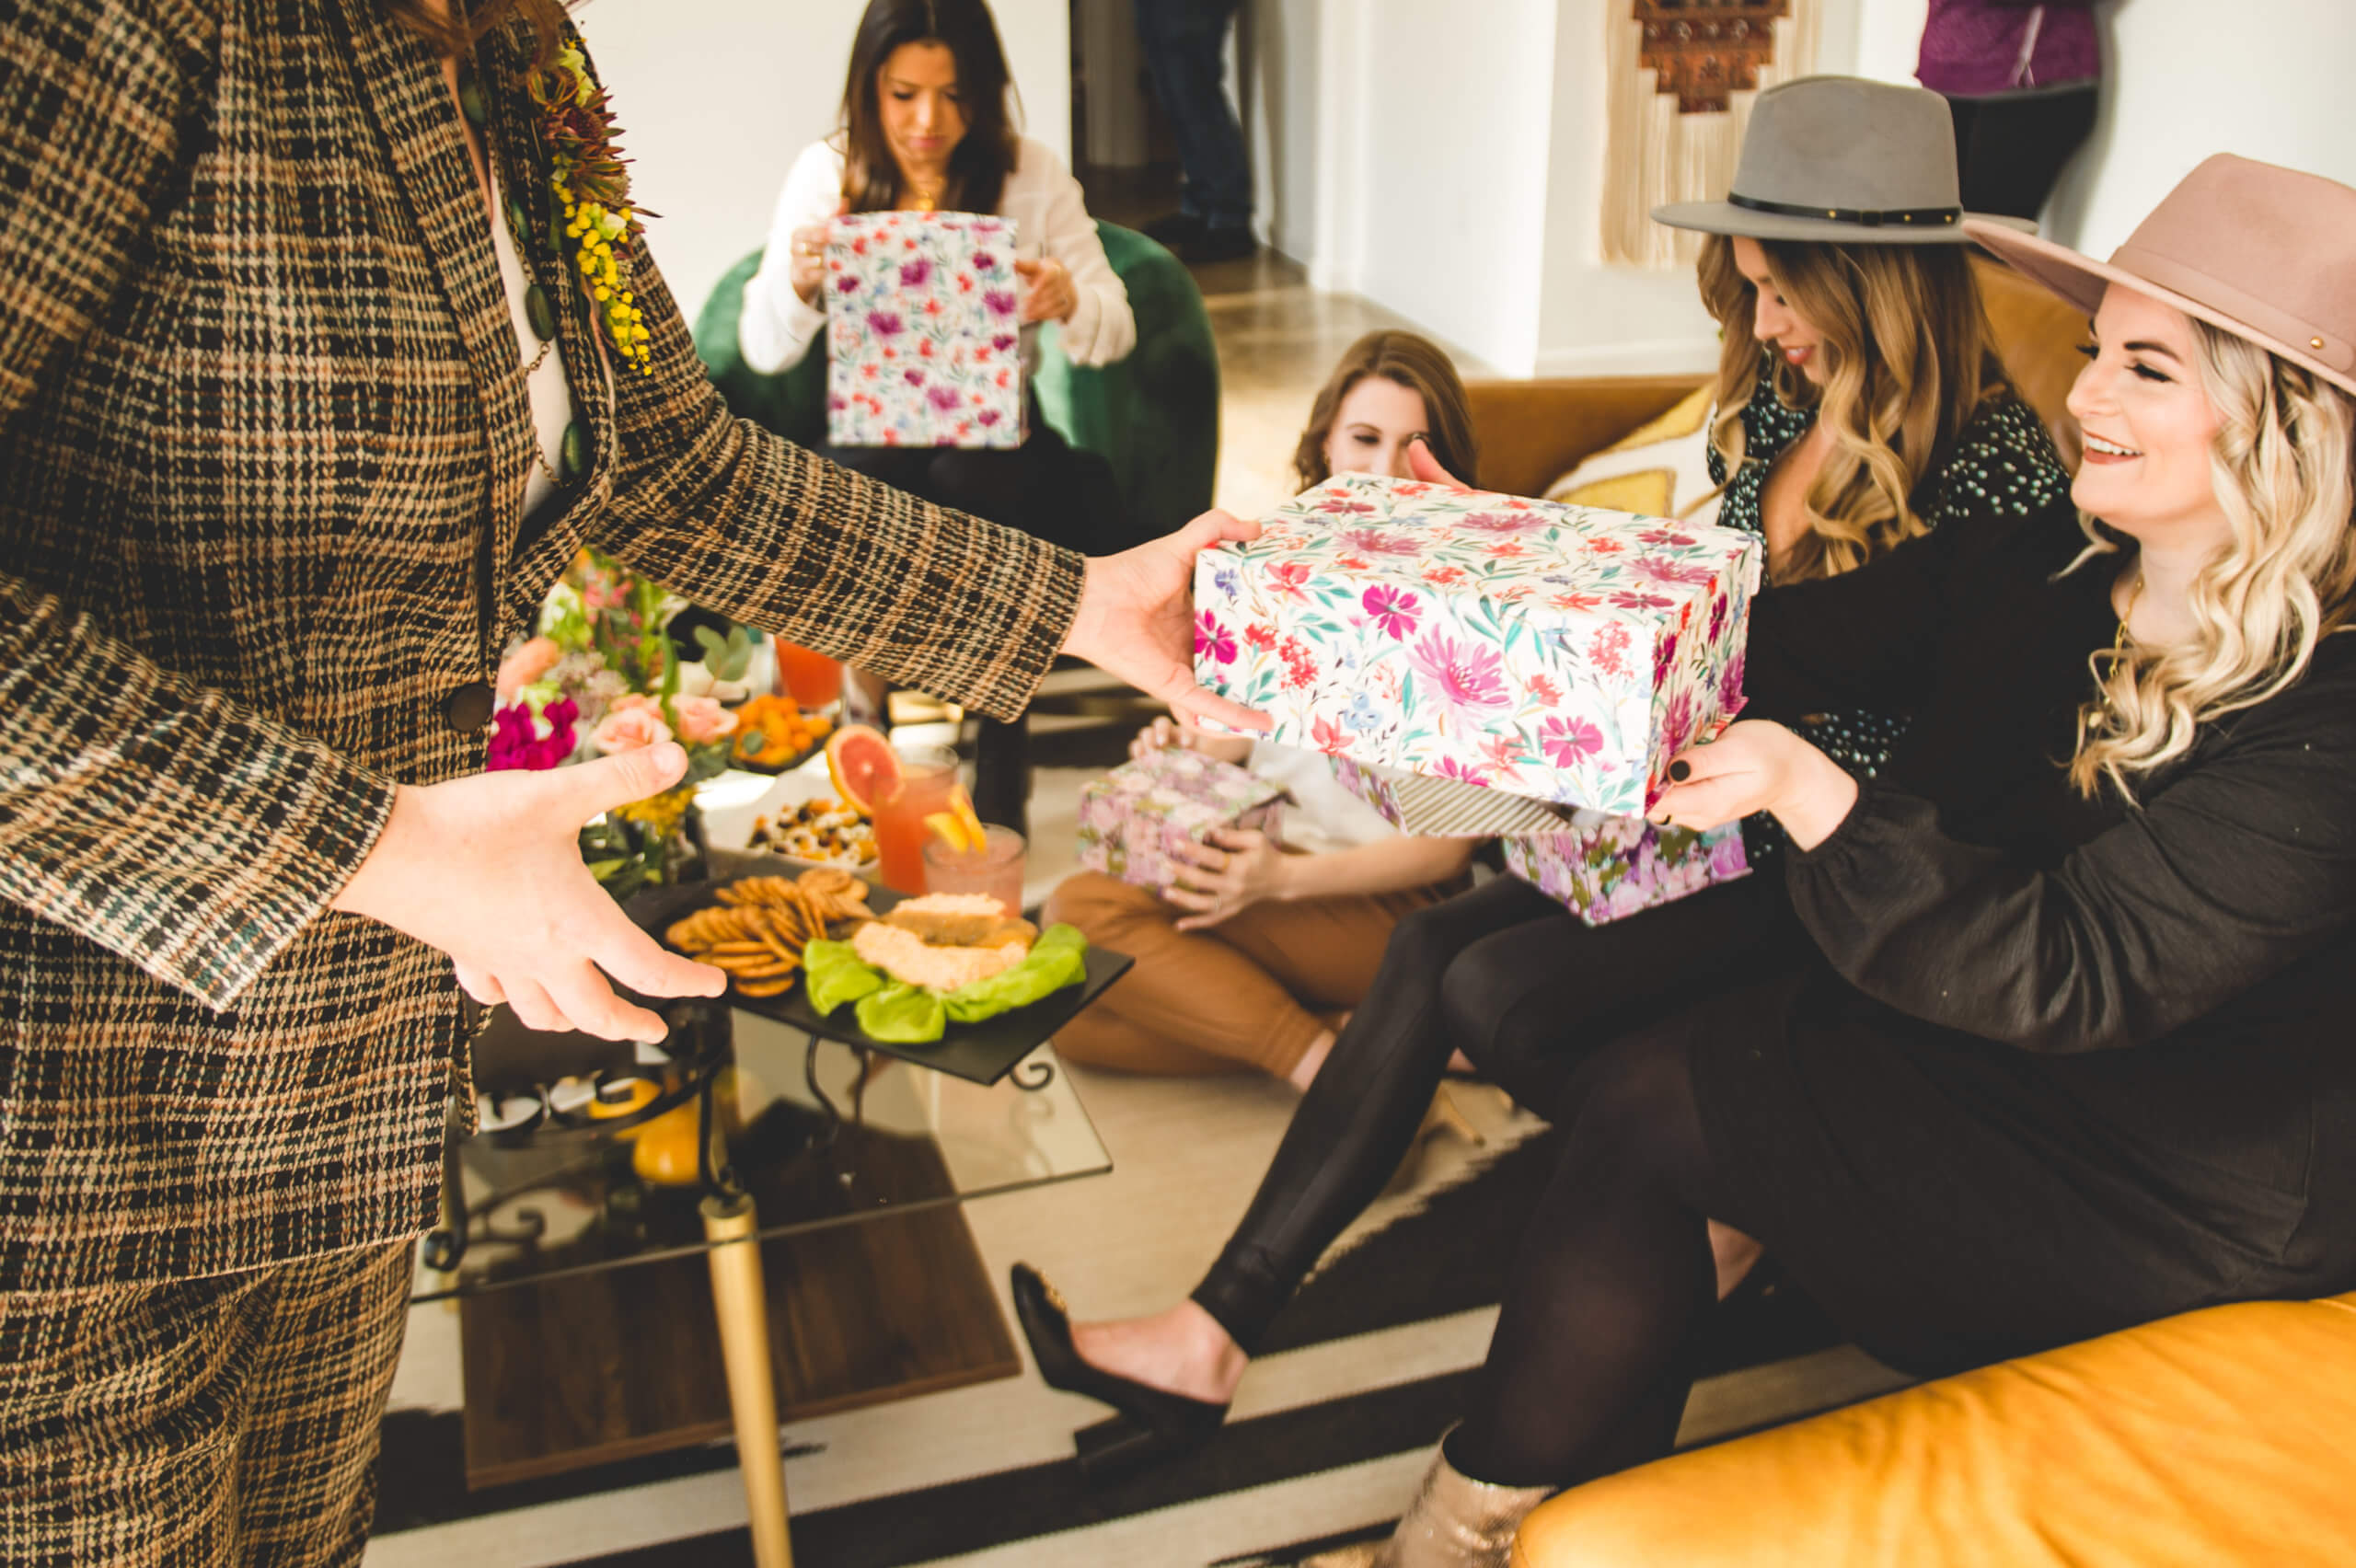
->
[2043,0,2356,254]
[578,0,1071,325]
[1843,0,2356,254]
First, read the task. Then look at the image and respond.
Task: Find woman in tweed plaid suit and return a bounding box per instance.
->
[0,0,1258,1558]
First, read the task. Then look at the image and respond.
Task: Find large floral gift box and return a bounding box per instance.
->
[1076,750,1288,890]
[825,212,1025,449]
[1193,474,1762,816]
[1504,818,1750,928]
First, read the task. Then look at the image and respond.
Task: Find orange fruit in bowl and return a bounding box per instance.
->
[825,724,901,814]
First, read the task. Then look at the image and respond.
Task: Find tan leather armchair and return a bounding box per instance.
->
[1465,259,2086,500]
[1512,1290,2356,1566]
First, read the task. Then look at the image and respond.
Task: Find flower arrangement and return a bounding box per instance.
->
[529,42,654,373]
[498,548,752,900]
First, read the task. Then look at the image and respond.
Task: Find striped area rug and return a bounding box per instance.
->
[366,1124,1904,1568]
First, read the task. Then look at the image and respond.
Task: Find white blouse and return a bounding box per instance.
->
[1249,741,1399,856]
[739,135,1136,379]
[488,170,572,516]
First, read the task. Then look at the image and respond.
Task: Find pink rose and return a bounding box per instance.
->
[592,698,673,755]
[494,636,561,701]
[670,695,738,745]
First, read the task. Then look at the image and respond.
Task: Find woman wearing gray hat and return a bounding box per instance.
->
[1011,74,2074,1492]
[1275,153,2356,1564]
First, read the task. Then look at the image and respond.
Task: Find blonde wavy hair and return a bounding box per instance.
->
[1698,236,2007,581]
[2069,324,2356,799]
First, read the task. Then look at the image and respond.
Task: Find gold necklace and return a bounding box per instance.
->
[2114,571,2146,653]
[907,176,946,213]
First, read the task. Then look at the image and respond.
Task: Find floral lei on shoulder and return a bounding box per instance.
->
[529,42,654,374]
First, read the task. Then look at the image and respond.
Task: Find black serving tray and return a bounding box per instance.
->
[625,859,1132,1087]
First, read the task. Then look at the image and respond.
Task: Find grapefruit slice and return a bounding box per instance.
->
[826,724,902,815]
[924,788,986,853]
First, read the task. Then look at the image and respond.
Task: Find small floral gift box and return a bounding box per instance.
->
[1192,474,1762,816]
[1076,750,1288,890]
[825,212,1025,450]
[1503,817,1750,928]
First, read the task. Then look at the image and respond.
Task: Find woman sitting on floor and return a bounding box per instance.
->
[1044,331,1485,1090]
[1012,77,2073,1482]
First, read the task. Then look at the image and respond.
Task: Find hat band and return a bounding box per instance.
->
[1728,192,1963,229]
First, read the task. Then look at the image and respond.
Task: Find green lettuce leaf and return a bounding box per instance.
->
[803,940,886,1015]
[941,924,1090,1022]
[856,982,949,1042]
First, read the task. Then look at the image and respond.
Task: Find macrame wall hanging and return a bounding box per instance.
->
[1602,0,1821,268]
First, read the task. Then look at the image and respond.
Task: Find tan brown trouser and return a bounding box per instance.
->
[0,1239,411,1566]
[1043,870,1462,1078]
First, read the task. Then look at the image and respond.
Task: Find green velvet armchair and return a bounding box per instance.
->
[690,221,1220,538]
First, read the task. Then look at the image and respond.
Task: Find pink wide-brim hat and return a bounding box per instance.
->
[1966,154,2356,398]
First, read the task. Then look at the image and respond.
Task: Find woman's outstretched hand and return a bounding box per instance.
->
[330,743,728,1040]
[1068,511,1273,733]
[1405,434,1474,492]
[1647,721,1859,850]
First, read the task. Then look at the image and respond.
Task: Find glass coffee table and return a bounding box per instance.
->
[413,1001,1113,1568]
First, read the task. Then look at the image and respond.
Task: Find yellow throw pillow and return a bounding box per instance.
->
[1543,386,1721,525]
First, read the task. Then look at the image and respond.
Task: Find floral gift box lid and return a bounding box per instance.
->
[825,212,1026,450]
[1192,473,1763,817]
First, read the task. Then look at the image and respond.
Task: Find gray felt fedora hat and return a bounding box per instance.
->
[1653,75,2036,245]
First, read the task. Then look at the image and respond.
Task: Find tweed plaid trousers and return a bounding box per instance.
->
[0,1242,411,1566]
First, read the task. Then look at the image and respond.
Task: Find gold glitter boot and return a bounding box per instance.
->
[1303,1429,1553,1568]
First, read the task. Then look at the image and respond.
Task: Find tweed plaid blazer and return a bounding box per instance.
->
[0,0,1084,1293]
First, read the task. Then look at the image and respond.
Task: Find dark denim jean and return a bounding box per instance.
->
[1133,0,1252,229]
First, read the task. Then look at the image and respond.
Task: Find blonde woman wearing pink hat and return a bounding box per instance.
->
[1231,153,2356,1566]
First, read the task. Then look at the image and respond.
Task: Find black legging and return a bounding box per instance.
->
[1189,863,1803,1353]
[1447,1027,1727,1488]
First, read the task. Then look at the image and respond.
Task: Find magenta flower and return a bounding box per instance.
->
[928,385,962,411]
[1663,691,1696,755]
[1433,756,1492,787]
[865,309,904,338]
[1318,498,1378,516]
[903,368,925,386]
[1195,610,1237,665]
[1337,527,1424,557]
[973,251,999,271]
[1635,557,1717,587]
[1717,651,1747,712]
[1708,594,1729,641]
[983,289,1018,318]
[835,274,860,294]
[977,409,1002,427]
[1539,715,1603,769]
[898,258,932,288]
[487,698,578,771]
[1457,511,1550,536]
[1362,584,1422,640]
[1407,630,1511,727]
[992,333,1018,352]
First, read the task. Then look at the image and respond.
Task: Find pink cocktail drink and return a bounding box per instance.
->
[921,825,1028,915]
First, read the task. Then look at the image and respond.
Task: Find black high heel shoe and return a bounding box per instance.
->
[1010,1262,1229,1481]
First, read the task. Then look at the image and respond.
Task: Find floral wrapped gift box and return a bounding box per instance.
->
[1503,818,1750,928]
[826,212,1026,449]
[1076,750,1288,891]
[1192,473,1763,816]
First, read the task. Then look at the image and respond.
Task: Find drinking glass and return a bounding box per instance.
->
[871,744,961,894]
[772,640,844,710]
[920,825,1028,914]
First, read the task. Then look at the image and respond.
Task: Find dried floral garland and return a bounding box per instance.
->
[528,43,655,373]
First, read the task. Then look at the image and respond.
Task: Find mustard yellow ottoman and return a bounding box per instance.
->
[1513,1294,2356,1567]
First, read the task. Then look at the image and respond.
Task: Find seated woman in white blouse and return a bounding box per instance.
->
[740,0,1136,559]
